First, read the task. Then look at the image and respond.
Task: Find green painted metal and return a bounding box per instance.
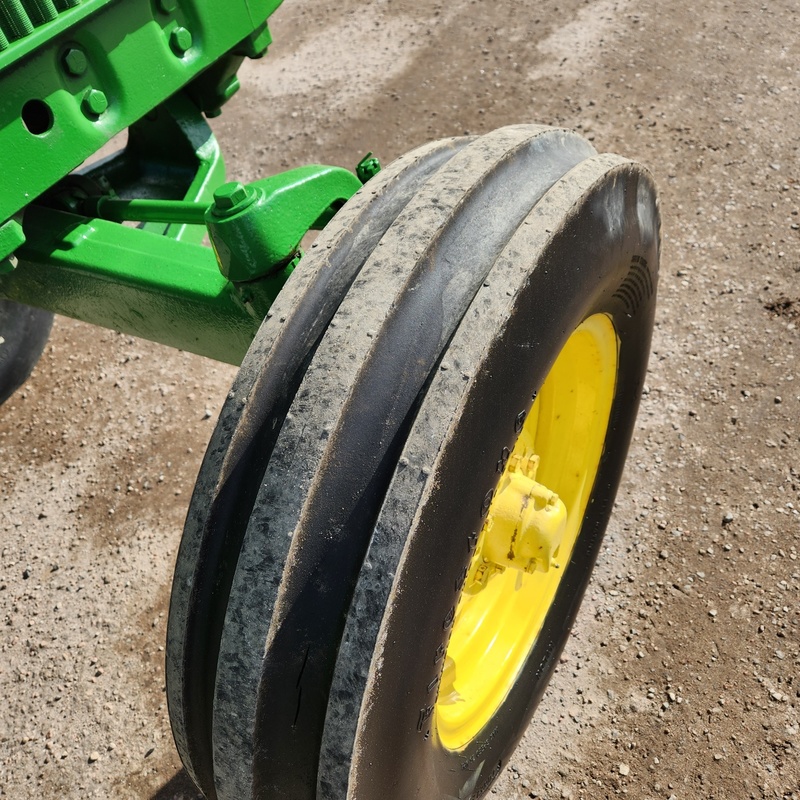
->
[206,166,363,281]
[84,162,363,272]
[90,198,209,225]
[0,160,363,361]
[0,0,283,233]
[2,206,290,364]
[66,93,226,246]
[356,152,382,184]
[0,217,24,266]
[0,0,374,364]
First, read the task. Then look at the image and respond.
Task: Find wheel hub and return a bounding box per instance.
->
[435,313,619,752]
[467,453,567,592]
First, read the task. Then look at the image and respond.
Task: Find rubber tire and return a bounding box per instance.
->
[167,136,474,798]
[209,126,598,800]
[0,300,53,406]
[322,155,660,799]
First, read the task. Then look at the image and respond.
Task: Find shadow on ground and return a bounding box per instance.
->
[150,770,204,800]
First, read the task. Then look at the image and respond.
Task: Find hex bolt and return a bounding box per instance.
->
[82,88,108,118]
[170,26,193,56]
[212,182,256,215]
[62,47,88,77]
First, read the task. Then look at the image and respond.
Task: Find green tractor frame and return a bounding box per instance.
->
[0,1,661,798]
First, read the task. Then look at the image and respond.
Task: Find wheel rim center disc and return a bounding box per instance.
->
[435,313,619,751]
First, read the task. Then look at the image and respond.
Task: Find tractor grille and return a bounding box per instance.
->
[0,0,81,50]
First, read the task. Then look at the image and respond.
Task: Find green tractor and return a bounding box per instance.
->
[0,1,660,797]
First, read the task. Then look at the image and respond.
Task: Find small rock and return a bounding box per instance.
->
[619,763,630,776]
[88,751,100,763]
[722,512,734,525]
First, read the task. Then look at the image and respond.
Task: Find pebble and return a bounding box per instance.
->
[88,751,100,763]
[618,763,630,776]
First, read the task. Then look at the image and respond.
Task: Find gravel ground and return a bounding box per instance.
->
[1,0,798,798]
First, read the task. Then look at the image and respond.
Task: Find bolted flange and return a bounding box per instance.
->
[466,452,568,592]
[204,166,362,283]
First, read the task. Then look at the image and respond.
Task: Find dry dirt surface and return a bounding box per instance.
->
[1,0,798,798]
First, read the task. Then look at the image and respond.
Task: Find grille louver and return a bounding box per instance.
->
[0,0,81,51]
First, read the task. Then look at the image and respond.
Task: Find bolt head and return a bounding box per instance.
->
[213,182,250,212]
[62,47,88,76]
[156,0,177,12]
[82,88,108,118]
[170,26,193,56]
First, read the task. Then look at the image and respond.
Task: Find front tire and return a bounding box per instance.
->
[323,155,659,799]
[167,126,660,800]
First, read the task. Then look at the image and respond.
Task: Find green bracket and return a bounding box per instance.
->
[83,164,363,282]
[77,93,226,246]
[1,139,364,364]
[205,166,363,281]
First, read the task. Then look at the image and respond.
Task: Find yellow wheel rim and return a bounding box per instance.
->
[435,313,619,751]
